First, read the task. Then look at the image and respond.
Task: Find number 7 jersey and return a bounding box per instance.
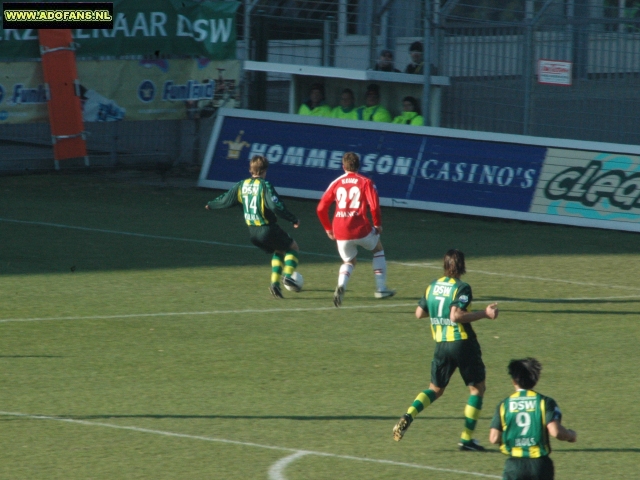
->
[316,172,382,240]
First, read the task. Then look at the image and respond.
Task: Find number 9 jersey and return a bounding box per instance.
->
[316,171,382,241]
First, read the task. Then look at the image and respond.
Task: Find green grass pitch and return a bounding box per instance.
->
[0,172,638,479]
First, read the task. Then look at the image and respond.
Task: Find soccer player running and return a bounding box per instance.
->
[205,155,301,298]
[489,358,577,480]
[393,249,498,451]
[316,152,395,307]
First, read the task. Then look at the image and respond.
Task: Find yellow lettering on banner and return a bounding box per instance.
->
[4,8,113,24]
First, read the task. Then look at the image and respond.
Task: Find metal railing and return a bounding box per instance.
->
[242,0,640,145]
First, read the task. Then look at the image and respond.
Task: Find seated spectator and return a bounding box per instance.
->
[405,41,424,74]
[356,84,392,122]
[405,41,438,75]
[298,83,332,117]
[373,49,400,73]
[331,88,358,120]
[392,96,424,126]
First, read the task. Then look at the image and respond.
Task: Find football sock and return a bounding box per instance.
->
[372,251,387,290]
[271,253,284,286]
[407,389,437,419]
[460,394,483,443]
[283,250,299,278]
[338,262,354,288]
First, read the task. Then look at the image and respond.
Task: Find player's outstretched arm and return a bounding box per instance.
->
[206,184,241,210]
[316,190,335,233]
[489,428,502,445]
[547,421,577,443]
[485,303,499,319]
[451,302,499,323]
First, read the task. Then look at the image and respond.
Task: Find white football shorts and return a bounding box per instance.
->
[336,229,380,262]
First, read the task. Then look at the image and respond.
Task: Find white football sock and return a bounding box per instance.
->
[372,251,387,291]
[338,263,354,288]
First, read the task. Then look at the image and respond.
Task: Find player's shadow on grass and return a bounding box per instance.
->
[5,177,640,277]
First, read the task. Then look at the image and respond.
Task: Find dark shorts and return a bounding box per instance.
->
[248,224,294,254]
[430,338,486,388]
[503,456,554,480]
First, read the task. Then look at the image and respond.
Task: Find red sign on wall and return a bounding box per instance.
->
[538,59,573,86]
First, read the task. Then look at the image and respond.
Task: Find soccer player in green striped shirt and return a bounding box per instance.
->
[489,358,577,480]
[205,155,301,298]
[393,249,499,451]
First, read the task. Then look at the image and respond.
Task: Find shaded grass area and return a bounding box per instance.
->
[0,172,638,479]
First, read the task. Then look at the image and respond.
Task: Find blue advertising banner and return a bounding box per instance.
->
[199,109,640,231]
[199,110,546,215]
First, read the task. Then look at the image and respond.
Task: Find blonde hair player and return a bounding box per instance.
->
[206,155,302,298]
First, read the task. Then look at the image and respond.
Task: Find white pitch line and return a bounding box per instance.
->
[2,216,637,291]
[2,294,640,324]
[0,303,416,324]
[394,262,640,292]
[0,411,501,479]
[269,451,312,480]
[0,217,336,258]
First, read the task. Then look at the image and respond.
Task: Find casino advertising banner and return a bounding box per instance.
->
[0,0,239,60]
[199,109,640,232]
[0,58,240,123]
[199,109,546,215]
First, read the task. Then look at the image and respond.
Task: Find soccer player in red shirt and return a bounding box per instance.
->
[317,152,395,307]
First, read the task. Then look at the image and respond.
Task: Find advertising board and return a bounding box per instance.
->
[199,109,640,232]
[0,58,240,123]
[0,0,238,60]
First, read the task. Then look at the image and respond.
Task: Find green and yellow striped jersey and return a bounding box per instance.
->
[418,276,476,342]
[207,177,298,227]
[490,390,562,458]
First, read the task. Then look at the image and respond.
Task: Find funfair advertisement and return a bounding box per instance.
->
[0,58,240,123]
[199,109,640,232]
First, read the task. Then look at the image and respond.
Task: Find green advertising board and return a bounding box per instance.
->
[0,0,239,60]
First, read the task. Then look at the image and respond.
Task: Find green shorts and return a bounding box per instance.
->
[503,456,554,480]
[430,338,486,388]
[248,224,293,254]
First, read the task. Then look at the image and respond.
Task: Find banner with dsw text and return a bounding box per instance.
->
[0,0,239,60]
